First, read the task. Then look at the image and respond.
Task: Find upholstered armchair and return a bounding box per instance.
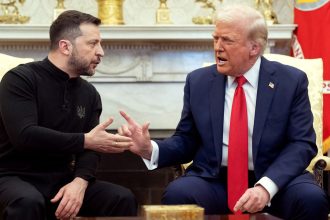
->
[0,53,34,80]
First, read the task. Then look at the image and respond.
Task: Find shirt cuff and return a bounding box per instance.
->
[142,140,159,170]
[255,176,279,206]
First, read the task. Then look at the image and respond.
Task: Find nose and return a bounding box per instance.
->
[97,43,104,57]
[214,40,224,51]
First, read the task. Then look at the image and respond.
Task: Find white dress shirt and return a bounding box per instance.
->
[143,57,278,203]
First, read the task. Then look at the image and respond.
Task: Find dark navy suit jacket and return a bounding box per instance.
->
[156,56,317,190]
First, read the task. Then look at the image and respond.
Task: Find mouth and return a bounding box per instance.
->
[217,56,227,65]
[94,59,101,65]
[91,60,101,68]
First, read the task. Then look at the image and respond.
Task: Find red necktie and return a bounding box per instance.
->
[227,76,248,214]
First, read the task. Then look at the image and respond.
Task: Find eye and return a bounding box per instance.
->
[221,37,235,45]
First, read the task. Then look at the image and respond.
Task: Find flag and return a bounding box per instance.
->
[293,0,330,153]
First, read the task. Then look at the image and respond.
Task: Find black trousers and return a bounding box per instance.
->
[0,170,137,220]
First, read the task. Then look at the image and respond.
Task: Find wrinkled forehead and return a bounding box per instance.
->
[213,20,249,38]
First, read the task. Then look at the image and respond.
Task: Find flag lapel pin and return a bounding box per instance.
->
[268,82,275,89]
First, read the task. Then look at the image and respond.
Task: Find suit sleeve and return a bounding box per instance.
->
[157,73,201,167]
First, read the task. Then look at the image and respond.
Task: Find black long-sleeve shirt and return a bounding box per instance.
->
[0,58,102,181]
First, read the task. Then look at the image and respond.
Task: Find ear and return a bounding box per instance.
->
[58,40,72,56]
[249,42,260,57]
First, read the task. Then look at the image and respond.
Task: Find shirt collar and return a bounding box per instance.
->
[227,57,261,89]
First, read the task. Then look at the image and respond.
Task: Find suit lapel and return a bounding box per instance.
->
[209,68,226,164]
[252,57,277,163]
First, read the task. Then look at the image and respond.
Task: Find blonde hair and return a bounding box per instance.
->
[214,5,268,54]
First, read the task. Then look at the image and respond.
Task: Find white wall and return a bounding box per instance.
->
[16,0,294,25]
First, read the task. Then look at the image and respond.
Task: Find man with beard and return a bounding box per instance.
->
[0,10,137,220]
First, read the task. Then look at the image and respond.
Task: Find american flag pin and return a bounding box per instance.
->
[268,82,275,89]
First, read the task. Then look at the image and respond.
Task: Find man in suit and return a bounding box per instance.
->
[118,5,329,219]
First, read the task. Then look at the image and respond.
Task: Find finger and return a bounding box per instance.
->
[142,122,150,135]
[243,196,264,213]
[243,203,260,213]
[113,133,132,142]
[55,198,69,218]
[233,199,244,212]
[96,143,128,153]
[63,202,77,219]
[111,141,131,150]
[117,126,123,135]
[71,205,81,219]
[121,124,132,136]
[241,198,254,213]
[119,110,136,125]
[233,192,250,212]
[106,147,127,153]
[59,198,76,219]
[58,204,72,219]
[50,188,64,203]
[99,117,114,130]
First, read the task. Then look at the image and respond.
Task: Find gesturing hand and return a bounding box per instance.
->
[84,117,133,153]
[118,110,153,160]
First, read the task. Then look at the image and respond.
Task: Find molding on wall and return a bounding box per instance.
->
[0,24,296,41]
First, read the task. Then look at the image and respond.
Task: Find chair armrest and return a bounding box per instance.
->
[311,155,330,171]
[310,155,330,187]
[173,161,193,179]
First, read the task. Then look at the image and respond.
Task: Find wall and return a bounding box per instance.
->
[15,0,294,25]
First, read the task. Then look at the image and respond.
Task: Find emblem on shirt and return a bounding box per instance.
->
[77,106,85,119]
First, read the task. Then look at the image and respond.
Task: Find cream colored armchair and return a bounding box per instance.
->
[0,53,34,80]
[263,54,328,186]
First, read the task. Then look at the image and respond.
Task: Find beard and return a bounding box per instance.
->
[68,49,95,76]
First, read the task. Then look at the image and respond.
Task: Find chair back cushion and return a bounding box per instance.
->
[263,53,323,153]
[0,53,34,81]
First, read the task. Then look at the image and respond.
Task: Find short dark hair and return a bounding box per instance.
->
[49,10,101,50]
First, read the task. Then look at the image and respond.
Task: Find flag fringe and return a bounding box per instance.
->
[291,34,305,59]
[323,136,330,154]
